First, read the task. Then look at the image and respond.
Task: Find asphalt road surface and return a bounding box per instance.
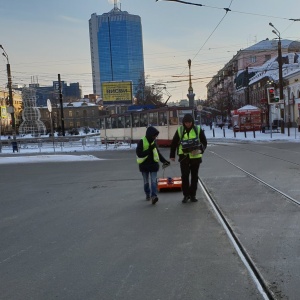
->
[1,141,299,300]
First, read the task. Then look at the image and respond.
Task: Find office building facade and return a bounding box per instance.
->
[89,3,144,98]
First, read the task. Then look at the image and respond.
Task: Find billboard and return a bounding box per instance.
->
[0,106,7,118]
[102,81,132,104]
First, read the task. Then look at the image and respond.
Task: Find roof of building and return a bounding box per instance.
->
[244,39,300,52]
[64,101,97,108]
[248,52,300,85]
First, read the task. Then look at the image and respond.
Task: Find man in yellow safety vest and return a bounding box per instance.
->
[170,113,207,203]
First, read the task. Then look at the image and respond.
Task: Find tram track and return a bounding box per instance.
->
[209,150,300,207]
[210,142,300,168]
[198,177,273,300]
[198,148,300,299]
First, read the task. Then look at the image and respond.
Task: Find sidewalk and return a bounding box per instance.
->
[0,125,299,157]
[202,124,300,142]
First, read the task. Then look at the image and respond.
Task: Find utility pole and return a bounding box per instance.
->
[58,74,65,136]
[0,45,16,135]
[187,59,195,109]
[245,67,250,105]
[269,22,285,133]
[277,37,285,134]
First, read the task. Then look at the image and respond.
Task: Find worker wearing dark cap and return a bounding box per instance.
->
[170,113,207,203]
[136,126,170,205]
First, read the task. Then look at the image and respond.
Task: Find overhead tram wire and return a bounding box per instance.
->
[153,60,297,86]
[157,0,299,93]
[156,0,295,21]
[191,0,234,63]
[156,0,299,75]
[157,0,234,76]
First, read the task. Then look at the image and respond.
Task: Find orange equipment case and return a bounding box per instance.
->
[157,176,182,192]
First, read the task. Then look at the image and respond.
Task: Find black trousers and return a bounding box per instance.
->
[179,155,201,197]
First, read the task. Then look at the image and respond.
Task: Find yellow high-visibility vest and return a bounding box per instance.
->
[137,136,159,164]
[178,125,202,158]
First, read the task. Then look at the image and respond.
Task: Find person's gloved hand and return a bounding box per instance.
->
[162,161,171,169]
[149,143,156,151]
[199,143,205,154]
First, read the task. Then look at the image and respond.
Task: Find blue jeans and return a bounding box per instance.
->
[142,171,157,197]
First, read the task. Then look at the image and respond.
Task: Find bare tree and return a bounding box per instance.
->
[135,73,163,106]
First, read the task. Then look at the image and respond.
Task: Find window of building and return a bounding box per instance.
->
[250,56,256,63]
[76,111,79,116]
[265,54,271,62]
[69,110,73,117]
[70,121,74,128]
[76,122,80,127]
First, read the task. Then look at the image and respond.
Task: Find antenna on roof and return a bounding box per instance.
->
[112,0,121,12]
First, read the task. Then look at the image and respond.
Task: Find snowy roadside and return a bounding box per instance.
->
[0,125,299,164]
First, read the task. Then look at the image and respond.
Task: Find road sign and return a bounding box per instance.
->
[7,106,14,113]
[197,105,203,111]
[47,99,52,112]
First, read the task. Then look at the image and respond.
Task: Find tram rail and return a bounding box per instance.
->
[196,143,300,299]
[208,149,300,207]
[198,177,273,300]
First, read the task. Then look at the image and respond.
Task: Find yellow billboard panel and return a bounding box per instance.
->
[102,81,132,103]
[0,106,7,118]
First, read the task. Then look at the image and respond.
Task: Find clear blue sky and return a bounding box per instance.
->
[0,0,299,102]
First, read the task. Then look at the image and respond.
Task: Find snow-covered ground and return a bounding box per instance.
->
[0,154,103,164]
[0,125,299,164]
[204,124,300,142]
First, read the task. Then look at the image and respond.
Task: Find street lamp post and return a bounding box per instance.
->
[269,23,284,134]
[187,59,195,117]
[263,80,273,136]
[0,45,16,136]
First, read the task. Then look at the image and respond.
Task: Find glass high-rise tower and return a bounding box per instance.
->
[89,2,144,99]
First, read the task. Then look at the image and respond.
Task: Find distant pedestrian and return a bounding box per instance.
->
[11,137,18,153]
[136,126,170,205]
[297,116,300,132]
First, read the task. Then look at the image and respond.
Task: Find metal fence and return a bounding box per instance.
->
[0,135,133,154]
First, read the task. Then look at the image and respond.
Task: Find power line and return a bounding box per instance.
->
[163,0,234,76]
[157,0,295,21]
[191,0,234,62]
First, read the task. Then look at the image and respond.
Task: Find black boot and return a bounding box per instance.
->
[190,196,198,202]
[182,196,189,203]
[152,196,158,205]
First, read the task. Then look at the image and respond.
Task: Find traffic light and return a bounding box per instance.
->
[267,87,279,104]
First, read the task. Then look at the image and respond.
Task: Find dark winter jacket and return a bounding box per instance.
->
[170,114,208,159]
[136,126,168,172]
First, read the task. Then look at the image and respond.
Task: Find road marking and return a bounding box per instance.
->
[0,155,104,164]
